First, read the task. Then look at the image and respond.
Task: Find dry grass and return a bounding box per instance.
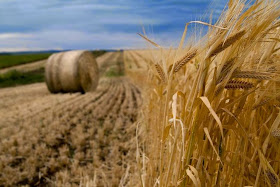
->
[135,0,280,186]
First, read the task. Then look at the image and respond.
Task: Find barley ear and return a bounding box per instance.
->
[271,129,280,139]
[265,170,278,186]
[253,98,272,109]
[155,63,166,83]
[209,30,246,58]
[216,57,236,84]
[173,50,197,72]
[225,80,254,90]
[233,70,272,80]
[214,85,224,96]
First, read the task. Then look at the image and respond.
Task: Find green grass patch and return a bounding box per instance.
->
[0,50,106,70]
[105,67,125,77]
[0,68,45,88]
[0,53,52,69]
[105,60,125,77]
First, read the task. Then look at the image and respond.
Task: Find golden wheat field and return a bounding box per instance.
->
[1,0,280,186]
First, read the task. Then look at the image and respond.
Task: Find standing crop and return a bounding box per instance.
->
[137,0,280,186]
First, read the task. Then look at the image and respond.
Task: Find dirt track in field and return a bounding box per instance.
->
[0,51,142,186]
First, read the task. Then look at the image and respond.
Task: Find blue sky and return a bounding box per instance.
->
[0,0,228,52]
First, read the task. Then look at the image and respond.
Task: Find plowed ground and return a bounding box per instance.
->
[0,52,142,186]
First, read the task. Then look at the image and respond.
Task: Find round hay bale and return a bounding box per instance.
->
[45,50,99,93]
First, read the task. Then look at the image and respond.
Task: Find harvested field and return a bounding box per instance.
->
[0,52,142,186]
[124,50,149,71]
[98,52,124,76]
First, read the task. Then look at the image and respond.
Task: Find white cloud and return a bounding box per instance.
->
[0,47,56,53]
[0,30,147,51]
[0,29,187,52]
[0,33,32,39]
